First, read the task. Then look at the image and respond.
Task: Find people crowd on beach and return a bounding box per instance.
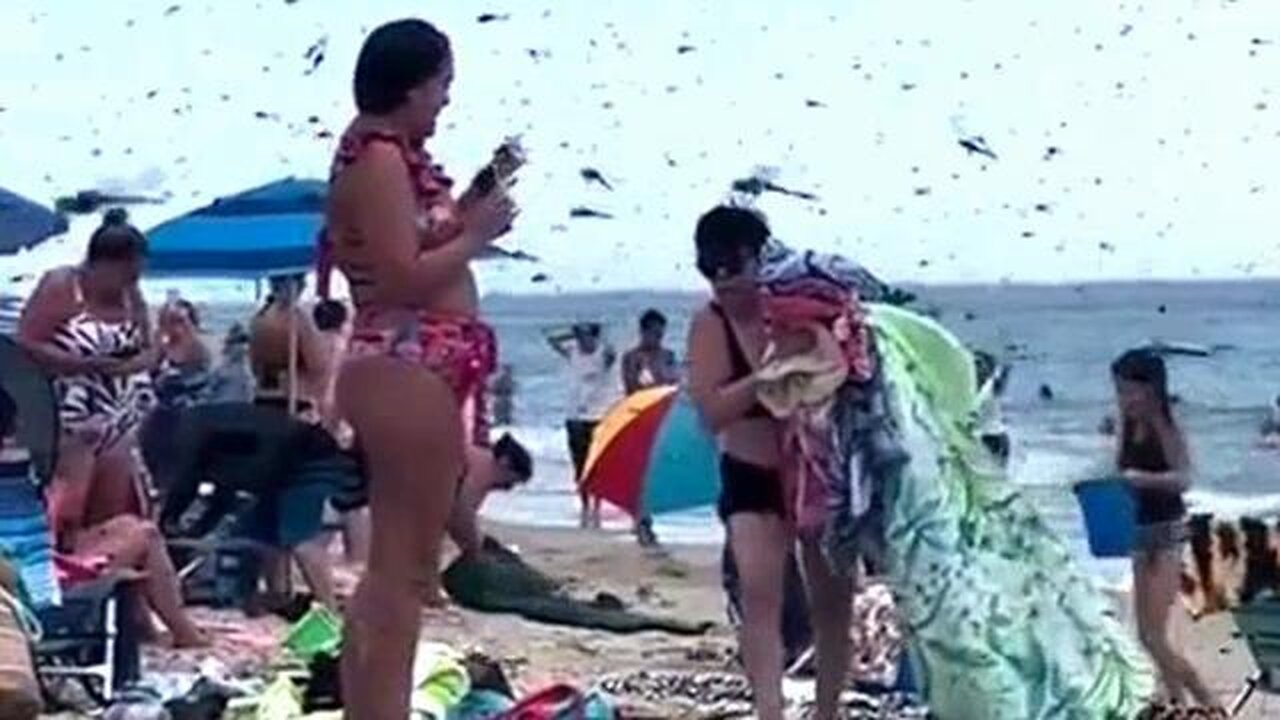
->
[548,308,678,547]
[0,14,1238,720]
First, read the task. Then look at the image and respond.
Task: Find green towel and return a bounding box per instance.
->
[412,642,471,719]
[254,676,303,720]
[868,304,1155,719]
[443,545,708,635]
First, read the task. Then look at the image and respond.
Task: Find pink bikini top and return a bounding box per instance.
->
[316,128,463,299]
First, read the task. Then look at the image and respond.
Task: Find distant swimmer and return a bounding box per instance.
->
[1259,396,1280,448]
[1098,415,1116,437]
[1038,383,1055,401]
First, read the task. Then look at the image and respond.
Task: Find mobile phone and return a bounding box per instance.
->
[473,166,498,196]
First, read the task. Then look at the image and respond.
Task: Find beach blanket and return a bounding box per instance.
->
[869,303,1155,719]
[441,542,710,636]
[596,670,928,720]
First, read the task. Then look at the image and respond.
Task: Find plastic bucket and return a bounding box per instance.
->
[1073,477,1136,558]
[284,606,342,661]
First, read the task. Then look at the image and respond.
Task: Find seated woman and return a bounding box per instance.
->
[17,210,204,647]
[154,298,212,409]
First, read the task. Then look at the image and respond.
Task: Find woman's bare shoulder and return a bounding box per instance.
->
[688,304,725,338]
[33,266,76,293]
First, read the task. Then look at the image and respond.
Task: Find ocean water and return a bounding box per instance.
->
[10,281,1280,583]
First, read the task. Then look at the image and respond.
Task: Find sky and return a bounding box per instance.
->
[1,0,1279,297]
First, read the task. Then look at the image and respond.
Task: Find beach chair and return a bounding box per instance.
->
[1227,593,1280,716]
[34,573,141,704]
[0,468,143,704]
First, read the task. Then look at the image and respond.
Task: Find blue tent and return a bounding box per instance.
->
[0,187,68,255]
[146,177,325,278]
[146,176,537,278]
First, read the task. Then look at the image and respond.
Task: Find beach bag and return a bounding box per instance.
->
[496,684,615,720]
[0,557,42,719]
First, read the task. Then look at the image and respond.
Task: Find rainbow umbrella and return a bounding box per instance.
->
[581,386,720,517]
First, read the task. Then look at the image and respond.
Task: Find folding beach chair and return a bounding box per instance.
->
[0,463,142,705]
[35,574,141,704]
[1228,593,1280,716]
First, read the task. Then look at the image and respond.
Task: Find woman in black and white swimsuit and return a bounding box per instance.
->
[18,209,204,647]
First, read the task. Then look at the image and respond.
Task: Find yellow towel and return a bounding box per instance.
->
[756,324,848,417]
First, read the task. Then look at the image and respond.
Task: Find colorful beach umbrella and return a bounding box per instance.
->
[0,186,68,255]
[580,386,720,517]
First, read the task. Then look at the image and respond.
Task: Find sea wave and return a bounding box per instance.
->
[1186,489,1280,519]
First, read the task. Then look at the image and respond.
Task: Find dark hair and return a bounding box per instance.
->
[694,205,770,280]
[1112,349,1177,464]
[224,322,250,347]
[493,433,533,483]
[313,299,349,332]
[1112,349,1172,416]
[263,273,306,309]
[354,19,451,114]
[172,299,200,328]
[639,309,666,330]
[86,208,147,264]
[0,386,15,439]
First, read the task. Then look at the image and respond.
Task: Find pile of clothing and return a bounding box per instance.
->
[754,240,908,574]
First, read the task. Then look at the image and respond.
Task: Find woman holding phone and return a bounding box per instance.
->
[321,18,518,719]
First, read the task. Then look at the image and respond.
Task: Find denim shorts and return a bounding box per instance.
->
[1133,518,1189,558]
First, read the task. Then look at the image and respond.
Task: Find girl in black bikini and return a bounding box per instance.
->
[686,206,851,720]
[1112,350,1217,709]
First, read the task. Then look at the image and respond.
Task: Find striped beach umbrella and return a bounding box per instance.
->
[0,187,67,255]
[580,386,720,518]
[147,176,538,278]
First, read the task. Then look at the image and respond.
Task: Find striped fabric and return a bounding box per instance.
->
[50,313,155,454]
[0,455,58,608]
[0,295,20,337]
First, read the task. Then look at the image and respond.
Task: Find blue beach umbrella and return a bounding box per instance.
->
[146,176,537,278]
[0,187,68,255]
[146,177,325,278]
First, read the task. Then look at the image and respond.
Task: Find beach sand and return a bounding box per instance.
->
[433,521,1277,718]
[37,520,1276,718]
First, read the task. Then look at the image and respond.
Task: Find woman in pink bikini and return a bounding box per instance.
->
[322,19,516,718]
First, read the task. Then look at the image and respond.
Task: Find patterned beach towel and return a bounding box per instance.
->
[870,304,1154,719]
